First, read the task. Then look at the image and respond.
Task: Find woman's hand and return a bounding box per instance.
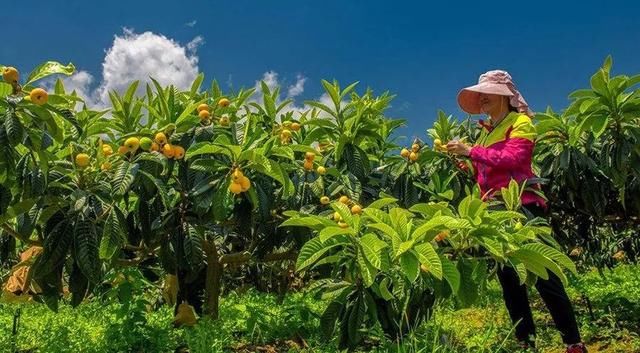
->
[447,140,471,156]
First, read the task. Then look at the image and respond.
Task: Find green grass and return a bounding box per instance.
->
[1,265,639,353]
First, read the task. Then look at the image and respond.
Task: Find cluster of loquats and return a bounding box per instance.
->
[277,120,301,144]
[2,66,48,105]
[432,138,449,153]
[400,142,421,163]
[113,132,185,160]
[228,168,251,195]
[322,195,363,228]
[197,98,232,126]
[302,151,327,174]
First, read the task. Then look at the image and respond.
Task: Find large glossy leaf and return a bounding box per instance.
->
[414,243,443,279]
[356,250,376,287]
[399,252,419,282]
[68,262,89,308]
[296,237,348,271]
[99,208,125,260]
[183,226,205,271]
[319,226,354,242]
[25,61,75,85]
[358,233,388,270]
[440,256,460,293]
[113,161,139,196]
[320,301,343,339]
[31,221,72,279]
[4,111,24,145]
[74,219,101,283]
[520,243,577,274]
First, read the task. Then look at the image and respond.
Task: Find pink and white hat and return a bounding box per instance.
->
[457,70,533,117]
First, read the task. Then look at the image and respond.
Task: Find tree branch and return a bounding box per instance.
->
[1,224,42,246]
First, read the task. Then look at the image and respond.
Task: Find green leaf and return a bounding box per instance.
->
[319,226,354,242]
[281,216,332,230]
[26,61,76,85]
[396,240,414,257]
[99,208,125,260]
[378,278,394,300]
[367,222,401,252]
[186,142,231,159]
[358,233,388,270]
[0,82,12,97]
[331,202,353,227]
[321,80,341,111]
[190,73,205,95]
[0,199,36,224]
[176,99,206,129]
[31,221,73,279]
[74,219,101,283]
[113,161,139,196]
[296,237,348,271]
[440,256,460,293]
[68,262,89,308]
[590,69,609,98]
[137,170,171,207]
[356,250,376,287]
[520,243,577,275]
[512,248,568,283]
[456,259,480,307]
[457,195,487,221]
[4,111,24,145]
[320,301,343,339]
[414,243,443,279]
[362,208,389,224]
[183,226,205,270]
[367,197,398,210]
[399,252,419,282]
[590,115,610,138]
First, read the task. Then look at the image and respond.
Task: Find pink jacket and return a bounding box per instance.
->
[469,112,546,207]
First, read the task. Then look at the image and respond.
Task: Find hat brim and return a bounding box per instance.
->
[457,82,514,114]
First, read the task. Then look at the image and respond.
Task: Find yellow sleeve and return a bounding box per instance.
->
[509,114,537,141]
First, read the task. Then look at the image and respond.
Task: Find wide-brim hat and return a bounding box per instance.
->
[457,70,533,117]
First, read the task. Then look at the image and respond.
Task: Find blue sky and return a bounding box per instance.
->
[3,0,639,139]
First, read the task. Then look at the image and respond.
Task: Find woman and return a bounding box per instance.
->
[447,70,587,353]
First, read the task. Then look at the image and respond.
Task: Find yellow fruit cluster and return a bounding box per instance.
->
[303,151,315,171]
[328,197,362,229]
[278,121,300,144]
[113,132,185,160]
[197,103,211,123]
[228,168,251,195]
[198,101,231,126]
[324,195,363,214]
[2,67,50,104]
[400,143,421,162]
[433,138,448,153]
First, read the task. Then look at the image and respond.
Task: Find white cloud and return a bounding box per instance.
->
[254,71,279,94]
[187,35,205,53]
[185,20,197,27]
[246,71,344,121]
[60,70,94,100]
[45,29,345,124]
[287,74,306,98]
[94,29,200,105]
[50,29,202,109]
